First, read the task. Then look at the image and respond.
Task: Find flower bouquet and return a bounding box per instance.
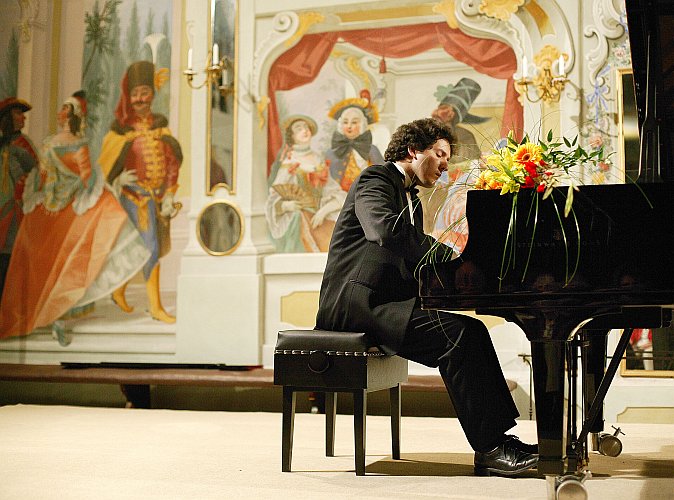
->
[422,130,612,289]
[475,130,605,216]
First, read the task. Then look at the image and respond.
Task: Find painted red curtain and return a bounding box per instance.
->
[267,22,522,172]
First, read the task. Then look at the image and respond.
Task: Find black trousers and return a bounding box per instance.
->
[397,304,519,452]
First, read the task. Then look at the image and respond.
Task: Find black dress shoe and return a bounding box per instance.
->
[505,434,538,454]
[474,439,538,477]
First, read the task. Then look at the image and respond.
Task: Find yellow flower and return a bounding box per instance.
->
[514,142,543,167]
[500,179,520,195]
[476,169,504,190]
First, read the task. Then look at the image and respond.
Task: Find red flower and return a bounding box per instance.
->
[536,183,546,192]
[524,164,538,176]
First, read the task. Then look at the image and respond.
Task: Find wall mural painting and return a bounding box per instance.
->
[0,2,20,101]
[0,0,181,345]
[265,22,522,255]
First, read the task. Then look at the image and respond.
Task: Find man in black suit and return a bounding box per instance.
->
[316,118,537,477]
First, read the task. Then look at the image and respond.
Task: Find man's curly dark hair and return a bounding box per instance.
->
[384,118,456,162]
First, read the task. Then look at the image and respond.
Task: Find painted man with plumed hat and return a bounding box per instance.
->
[99,60,181,323]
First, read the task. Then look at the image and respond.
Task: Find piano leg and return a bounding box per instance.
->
[531,340,566,476]
[581,330,607,453]
[565,341,582,472]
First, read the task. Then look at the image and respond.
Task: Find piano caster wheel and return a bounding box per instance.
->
[592,426,624,457]
[548,471,591,500]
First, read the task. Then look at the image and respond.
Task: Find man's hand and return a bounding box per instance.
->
[118,169,138,186]
[160,193,178,218]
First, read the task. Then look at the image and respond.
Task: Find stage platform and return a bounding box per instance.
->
[0,404,672,499]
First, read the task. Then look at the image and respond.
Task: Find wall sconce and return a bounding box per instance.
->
[515,46,568,104]
[183,44,234,97]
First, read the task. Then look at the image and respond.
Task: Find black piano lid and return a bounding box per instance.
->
[625,0,674,181]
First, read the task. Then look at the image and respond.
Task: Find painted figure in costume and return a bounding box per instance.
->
[99,61,182,324]
[325,92,384,194]
[0,92,150,343]
[266,115,342,252]
[431,78,489,165]
[427,78,491,254]
[0,98,39,299]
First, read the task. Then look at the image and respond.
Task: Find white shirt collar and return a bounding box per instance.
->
[393,163,413,188]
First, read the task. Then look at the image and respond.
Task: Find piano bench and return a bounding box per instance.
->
[273,329,408,476]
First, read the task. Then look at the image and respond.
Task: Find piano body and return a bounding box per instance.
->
[419,0,674,482]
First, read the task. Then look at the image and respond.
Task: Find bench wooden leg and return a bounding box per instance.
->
[325,392,336,457]
[282,386,296,472]
[353,389,367,476]
[390,384,401,460]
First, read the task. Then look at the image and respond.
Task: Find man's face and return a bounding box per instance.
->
[339,108,364,140]
[11,107,26,132]
[130,85,154,117]
[431,104,456,126]
[408,139,451,188]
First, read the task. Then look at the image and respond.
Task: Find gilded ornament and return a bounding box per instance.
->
[432,0,459,29]
[285,12,325,47]
[478,0,525,21]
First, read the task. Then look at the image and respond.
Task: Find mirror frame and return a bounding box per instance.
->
[196,199,244,256]
[616,67,640,184]
[206,0,238,195]
[617,67,674,378]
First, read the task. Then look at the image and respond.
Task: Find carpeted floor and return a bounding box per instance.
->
[0,405,672,499]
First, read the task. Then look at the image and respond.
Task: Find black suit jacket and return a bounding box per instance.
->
[315,162,436,353]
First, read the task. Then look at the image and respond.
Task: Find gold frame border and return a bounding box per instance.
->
[206,0,238,196]
[616,67,630,183]
[196,199,245,256]
[617,69,673,377]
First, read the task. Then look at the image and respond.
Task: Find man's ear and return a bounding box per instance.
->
[407,147,417,161]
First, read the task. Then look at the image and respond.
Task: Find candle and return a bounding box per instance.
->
[558,55,565,77]
[522,56,528,79]
[187,48,193,70]
[213,43,219,65]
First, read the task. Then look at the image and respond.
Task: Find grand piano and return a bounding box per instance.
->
[419,0,674,483]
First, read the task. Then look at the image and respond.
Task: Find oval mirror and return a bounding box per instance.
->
[197,200,243,255]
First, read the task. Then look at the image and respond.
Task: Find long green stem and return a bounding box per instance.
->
[521,194,539,283]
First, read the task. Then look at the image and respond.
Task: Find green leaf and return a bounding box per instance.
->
[563,137,571,148]
[547,129,553,142]
[564,185,574,217]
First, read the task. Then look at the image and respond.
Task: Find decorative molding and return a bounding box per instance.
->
[479,0,525,22]
[432,0,459,29]
[455,0,523,51]
[251,11,300,103]
[583,0,626,84]
[455,0,574,85]
[331,48,386,107]
[285,11,324,48]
